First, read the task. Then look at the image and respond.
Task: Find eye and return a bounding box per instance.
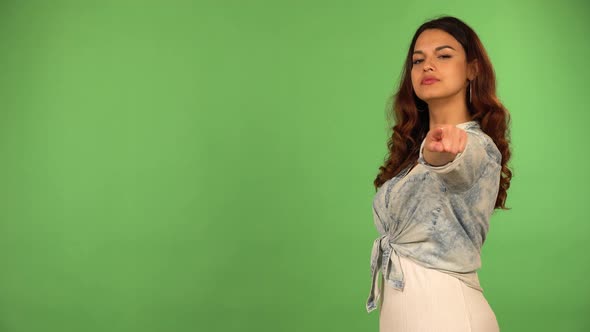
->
[438,54,452,59]
[412,59,423,65]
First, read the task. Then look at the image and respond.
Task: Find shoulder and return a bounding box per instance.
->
[466,127,502,165]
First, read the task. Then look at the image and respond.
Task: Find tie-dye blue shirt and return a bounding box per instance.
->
[366,120,502,313]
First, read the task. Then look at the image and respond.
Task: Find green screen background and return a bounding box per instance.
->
[0,1,588,331]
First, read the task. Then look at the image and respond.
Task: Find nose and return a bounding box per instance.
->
[423,59,435,72]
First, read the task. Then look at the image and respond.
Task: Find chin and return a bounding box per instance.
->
[418,89,456,102]
[417,94,444,103]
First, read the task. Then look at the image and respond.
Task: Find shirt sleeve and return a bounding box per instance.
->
[418,130,499,193]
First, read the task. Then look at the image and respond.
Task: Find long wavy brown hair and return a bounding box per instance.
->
[374,16,512,210]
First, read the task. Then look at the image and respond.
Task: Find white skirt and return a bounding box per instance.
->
[379,255,500,332]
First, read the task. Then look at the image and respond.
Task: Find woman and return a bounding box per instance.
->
[365,16,512,331]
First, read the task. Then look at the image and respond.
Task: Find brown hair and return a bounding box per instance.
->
[374,16,512,209]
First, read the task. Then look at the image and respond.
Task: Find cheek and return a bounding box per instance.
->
[449,64,468,83]
[410,70,420,88]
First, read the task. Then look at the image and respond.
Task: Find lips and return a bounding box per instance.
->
[421,78,439,85]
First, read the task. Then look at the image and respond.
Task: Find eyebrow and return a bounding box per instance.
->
[413,45,456,55]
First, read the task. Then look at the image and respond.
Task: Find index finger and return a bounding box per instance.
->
[432,127,444,140]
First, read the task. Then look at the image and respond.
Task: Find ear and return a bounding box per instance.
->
[467,59,479,81]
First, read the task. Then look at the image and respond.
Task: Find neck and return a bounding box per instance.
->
[427,93,472,129]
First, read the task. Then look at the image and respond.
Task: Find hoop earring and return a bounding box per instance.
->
[469,80,473,104]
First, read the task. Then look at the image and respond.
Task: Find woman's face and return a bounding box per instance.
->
[410,29,475,104]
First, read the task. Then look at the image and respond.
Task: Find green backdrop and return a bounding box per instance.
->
[0,1,588,331]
